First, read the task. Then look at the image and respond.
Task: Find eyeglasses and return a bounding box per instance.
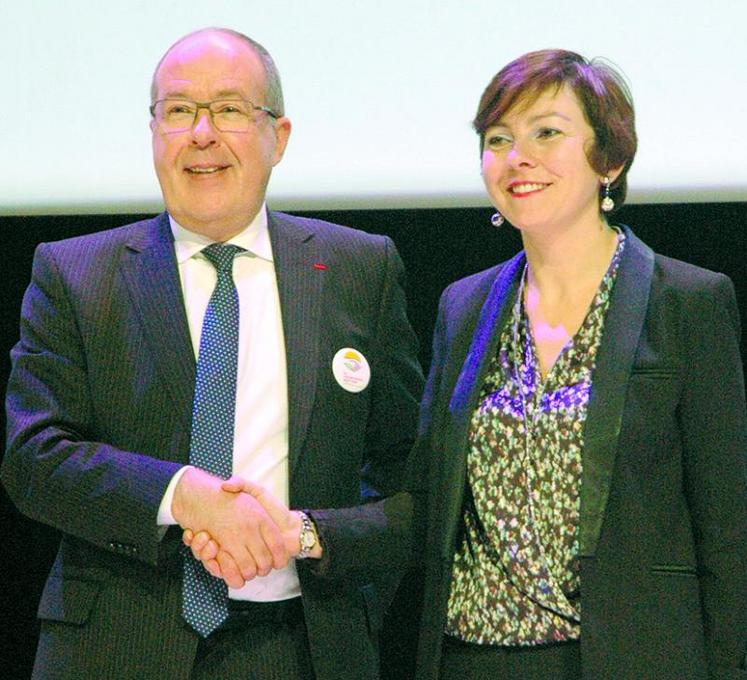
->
[150,98,279,133]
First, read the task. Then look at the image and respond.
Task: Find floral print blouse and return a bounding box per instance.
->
[445,232,626,646]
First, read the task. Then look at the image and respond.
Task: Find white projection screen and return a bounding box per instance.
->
[2,0,746,215]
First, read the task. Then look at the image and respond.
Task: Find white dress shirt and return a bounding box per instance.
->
[158,205,300,601]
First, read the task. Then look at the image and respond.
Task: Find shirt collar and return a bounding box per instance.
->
[169,204,273,264]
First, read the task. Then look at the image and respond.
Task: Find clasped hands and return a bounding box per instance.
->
[172,467,318,588]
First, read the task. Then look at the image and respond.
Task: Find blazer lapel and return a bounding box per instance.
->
[441,253,525,556]
[450,252,525,418]
[119,213,195,424]
[267,212,323,472]
[579,226,655,556]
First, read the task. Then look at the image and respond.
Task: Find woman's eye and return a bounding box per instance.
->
[537,127,560,139]
[486,135,511,148]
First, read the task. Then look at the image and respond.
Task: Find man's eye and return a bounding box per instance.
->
[215,103,246,115]
[168,104,195,115]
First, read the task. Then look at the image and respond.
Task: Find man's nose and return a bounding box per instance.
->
[190,109,219,147]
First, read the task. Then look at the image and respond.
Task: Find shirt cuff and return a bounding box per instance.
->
[157,465,192,526]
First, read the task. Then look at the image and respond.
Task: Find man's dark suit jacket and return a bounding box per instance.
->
[317,227,747,679]
[1,211,424,680]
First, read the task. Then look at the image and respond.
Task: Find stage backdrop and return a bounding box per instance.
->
[2,0,747,215]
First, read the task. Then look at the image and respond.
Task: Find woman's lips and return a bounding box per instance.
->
[508,182,549,197]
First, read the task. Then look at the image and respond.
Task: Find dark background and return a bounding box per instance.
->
[1,202,745,678]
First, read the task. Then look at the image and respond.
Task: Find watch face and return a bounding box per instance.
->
[301,530,315,549]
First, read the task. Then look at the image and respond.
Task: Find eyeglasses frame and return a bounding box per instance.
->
[149,98,279,133]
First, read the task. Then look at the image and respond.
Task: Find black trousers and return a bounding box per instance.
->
[440,635,581,680]
[192,599,315,680]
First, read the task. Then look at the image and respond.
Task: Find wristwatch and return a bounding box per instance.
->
[296,511,318,559]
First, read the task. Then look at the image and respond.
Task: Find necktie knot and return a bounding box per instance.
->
[202,243,244,273]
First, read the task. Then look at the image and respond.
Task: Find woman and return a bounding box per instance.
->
[406,49,747,679]
[185,50,746,679]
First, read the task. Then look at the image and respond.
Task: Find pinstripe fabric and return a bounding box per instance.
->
[192,620,315,680]
[4,211,424,680]
[266,213,322,469]
[34,568,196,679]
[4,214,189,562]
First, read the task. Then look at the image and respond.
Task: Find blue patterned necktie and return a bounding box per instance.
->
[183,243,244,637]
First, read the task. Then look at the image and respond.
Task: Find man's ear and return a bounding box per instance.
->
[272,117,292,166]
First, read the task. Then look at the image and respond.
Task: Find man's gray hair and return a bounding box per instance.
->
[150,27,285,116]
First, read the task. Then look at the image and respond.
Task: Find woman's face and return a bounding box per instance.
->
[481,85,603,235]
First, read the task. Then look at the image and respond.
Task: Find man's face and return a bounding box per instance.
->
[150,32,291,240]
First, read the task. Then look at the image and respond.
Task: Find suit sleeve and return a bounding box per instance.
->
[308,273,454,582]
[680,274,747,677]
[1,243,181,566]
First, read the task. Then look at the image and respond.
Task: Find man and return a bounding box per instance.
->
[2,28,423,679]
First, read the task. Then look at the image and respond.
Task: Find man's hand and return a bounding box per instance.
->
[221,476,308,557]
[172,468,290,588]
[182,476,322,583]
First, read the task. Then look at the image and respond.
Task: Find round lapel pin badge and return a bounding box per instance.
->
[332,347,371,393]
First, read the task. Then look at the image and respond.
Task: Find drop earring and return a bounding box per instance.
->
[601,176,614,213]
[490,211,505,227]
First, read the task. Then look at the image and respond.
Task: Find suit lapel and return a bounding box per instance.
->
[450,253,525,419]
[442,230,654,559]
[119,213,195,421]
[267,212,323,472]
[579,226,654,555]
[441,253,525,556]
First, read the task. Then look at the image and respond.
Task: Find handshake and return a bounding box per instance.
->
[172,467,321,589]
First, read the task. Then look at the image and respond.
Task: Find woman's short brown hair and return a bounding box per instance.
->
[473,49,637,212]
